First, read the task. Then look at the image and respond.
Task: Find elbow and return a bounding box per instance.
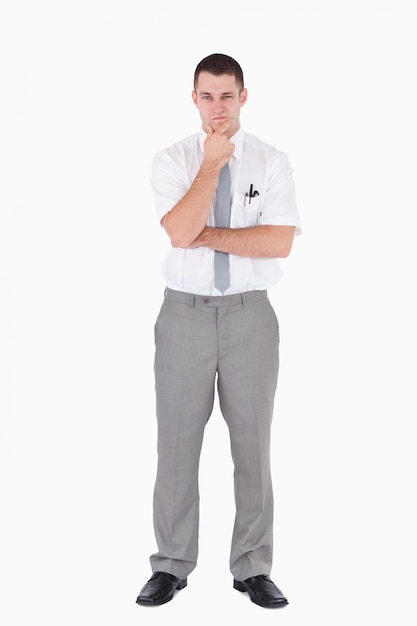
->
[161,212,196,248]
[169,233,193,248]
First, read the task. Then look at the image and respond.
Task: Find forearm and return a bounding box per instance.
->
[161,162,221,248]
[161,121,237,248]
[190,225,296,258]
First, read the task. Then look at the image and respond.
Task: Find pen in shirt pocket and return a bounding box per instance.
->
[244,184,260,206]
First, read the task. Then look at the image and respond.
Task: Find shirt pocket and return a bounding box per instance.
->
[231,191,261,228]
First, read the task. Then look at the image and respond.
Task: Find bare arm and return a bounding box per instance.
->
[189,224,296,258]
[161,120,235,248]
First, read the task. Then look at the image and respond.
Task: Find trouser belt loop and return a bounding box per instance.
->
[241,292,246,306]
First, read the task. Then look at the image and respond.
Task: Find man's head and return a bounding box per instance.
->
[192,53,247,138]
[193,53,245,92]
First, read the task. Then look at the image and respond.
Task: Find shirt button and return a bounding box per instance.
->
[203,297,210,304]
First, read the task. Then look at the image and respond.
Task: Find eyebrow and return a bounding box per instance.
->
[199,91,234,96]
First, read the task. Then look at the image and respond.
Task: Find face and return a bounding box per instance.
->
[192,71,247,138]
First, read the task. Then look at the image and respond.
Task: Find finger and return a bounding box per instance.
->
[215,119,235,135]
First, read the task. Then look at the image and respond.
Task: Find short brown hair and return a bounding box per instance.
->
[194,53,244,91]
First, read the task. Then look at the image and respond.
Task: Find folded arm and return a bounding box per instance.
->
[161,120,236,248]
[188,224,296,258]
[161,163,220,248]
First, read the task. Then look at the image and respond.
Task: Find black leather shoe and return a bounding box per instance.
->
[233,575,288,608]
[136,571,187,606]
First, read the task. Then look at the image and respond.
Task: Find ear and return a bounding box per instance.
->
[240,88,248,106]
[192,90,198,107]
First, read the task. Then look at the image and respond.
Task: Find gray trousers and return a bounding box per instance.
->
[150,288,280,581]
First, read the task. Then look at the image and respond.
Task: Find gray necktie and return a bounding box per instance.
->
[214,164,231,293]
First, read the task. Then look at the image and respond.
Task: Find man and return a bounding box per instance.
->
[136,53,302,608]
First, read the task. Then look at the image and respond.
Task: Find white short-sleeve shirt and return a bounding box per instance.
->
[151,127,302,295]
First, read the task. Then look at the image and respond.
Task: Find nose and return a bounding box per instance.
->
[212,99,225,112]
[213,102,224,113]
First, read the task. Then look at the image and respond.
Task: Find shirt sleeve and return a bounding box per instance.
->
[151,151,190,223]
[259,150,302,236]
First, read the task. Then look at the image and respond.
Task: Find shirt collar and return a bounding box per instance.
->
[198,126,244,161]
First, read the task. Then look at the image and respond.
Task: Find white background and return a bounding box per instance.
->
[1,0,416,624]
